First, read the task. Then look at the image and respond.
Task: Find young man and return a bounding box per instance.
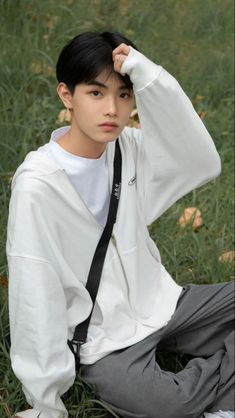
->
[6,32,234,418]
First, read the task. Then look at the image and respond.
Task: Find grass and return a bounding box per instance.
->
[0,0,234,416]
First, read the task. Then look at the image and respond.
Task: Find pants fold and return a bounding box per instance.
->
[81,281,235,418]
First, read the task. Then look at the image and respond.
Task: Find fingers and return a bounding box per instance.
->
[112,43,130,59]
[113,54,127,75]
[112,43,130,75]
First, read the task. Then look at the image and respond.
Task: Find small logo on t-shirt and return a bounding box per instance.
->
[128,176,136,186]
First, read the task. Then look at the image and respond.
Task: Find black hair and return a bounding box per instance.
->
[56,31,138,93]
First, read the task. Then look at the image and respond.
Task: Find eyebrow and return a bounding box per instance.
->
[86,79,131,90]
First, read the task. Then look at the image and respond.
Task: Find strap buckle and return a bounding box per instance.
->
[68,338,85,372]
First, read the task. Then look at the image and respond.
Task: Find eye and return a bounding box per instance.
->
[90,90,102,97]
[120,92,131,99]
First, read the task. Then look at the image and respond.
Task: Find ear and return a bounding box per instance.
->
[57,82,73,109]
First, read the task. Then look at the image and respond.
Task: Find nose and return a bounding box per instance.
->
[104,96,117,117]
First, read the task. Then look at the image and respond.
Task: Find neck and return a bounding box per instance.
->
[57,124,107,159]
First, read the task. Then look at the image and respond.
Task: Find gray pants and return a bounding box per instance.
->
[80,282,235,418]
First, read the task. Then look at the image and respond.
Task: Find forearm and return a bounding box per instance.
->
[121,46,221,223]
[8,255,75,418]
[135,67,221,178]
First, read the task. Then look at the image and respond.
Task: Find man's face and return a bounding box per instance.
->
[69,69,134,145]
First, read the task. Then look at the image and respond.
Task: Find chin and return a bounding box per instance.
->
[97,135,119,144]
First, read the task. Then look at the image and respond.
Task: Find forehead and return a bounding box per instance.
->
[87,68,129,89]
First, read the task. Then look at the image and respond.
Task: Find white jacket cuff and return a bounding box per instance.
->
[121,45,163,91]
[15,409,41,418]
[15,409,66,418]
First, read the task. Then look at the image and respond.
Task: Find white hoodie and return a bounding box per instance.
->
[6,46,221,418]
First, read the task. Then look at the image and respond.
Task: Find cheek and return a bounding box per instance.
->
[73,98,97,119]
[121,102,133,120]
[125,97,134,112]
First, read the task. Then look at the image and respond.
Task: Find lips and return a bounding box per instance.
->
[98,122,119,132]
[99,122,118,127]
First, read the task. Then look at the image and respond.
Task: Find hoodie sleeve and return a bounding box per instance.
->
[121,46,221,225]
[7,255,75,418]
[6,179,76,418]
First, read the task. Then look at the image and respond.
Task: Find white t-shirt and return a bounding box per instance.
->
[46,127,110,227]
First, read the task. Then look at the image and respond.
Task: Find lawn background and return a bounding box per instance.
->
[0,0,234,417]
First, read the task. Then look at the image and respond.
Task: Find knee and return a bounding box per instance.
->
[129,375,199,418]
[81,364,197,418]
[116,378,195,418]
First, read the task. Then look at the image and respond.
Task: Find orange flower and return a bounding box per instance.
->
[219,251,235,263]
[57,109,71,124]
[178,207,202,231]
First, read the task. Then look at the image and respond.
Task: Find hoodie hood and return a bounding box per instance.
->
[11,149,63,192]
[10,126,73,192]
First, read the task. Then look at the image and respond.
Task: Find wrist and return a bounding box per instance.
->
[121,46,163,92]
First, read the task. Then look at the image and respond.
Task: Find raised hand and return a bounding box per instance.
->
[112,43,130,75]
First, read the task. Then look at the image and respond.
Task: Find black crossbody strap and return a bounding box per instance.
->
[68,139,122,371]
